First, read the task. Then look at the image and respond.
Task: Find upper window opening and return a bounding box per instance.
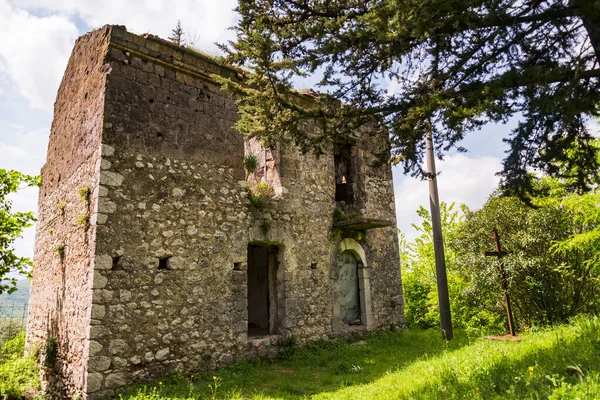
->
[335,143,354,204]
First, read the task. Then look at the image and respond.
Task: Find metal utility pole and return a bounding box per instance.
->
[425,130,453,340]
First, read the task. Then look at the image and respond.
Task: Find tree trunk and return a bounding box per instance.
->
[572,0,600,63]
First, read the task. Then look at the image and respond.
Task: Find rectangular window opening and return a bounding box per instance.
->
[335,143,355,205]
[158,256,171,270]
[112,256,122,270]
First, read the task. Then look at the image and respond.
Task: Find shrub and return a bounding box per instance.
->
[0,318,24,350]
[247,182,274,210]
[451,194,600,328]
[0,332,41,397]
[254,182,274,198]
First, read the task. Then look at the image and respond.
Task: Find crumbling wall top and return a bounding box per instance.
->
[107,25,245,87]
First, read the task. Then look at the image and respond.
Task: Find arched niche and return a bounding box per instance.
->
[330,238,374,332]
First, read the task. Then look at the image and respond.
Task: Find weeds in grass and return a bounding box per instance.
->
[208,375,222,399]
[111,316,600,399]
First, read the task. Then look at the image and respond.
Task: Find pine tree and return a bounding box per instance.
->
[169,20,184,47]
[216,0,600,196]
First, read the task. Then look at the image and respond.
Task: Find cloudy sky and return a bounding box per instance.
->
[0,0,514,264]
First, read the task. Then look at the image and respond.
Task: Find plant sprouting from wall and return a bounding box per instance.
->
[247,182,274,210]
[244,155,259,174]
[75,214,90,228]
[259,219,271,235]
[54,245,65,260]
[78,186,91,205]
[56,199,66,216]
[44,337,58,369]
[169,20,185,46]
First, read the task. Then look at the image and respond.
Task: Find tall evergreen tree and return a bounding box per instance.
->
[216,0,600,196]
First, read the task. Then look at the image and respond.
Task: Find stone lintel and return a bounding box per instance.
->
[336,218,393,230]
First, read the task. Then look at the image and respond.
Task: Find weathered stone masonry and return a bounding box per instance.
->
[27,25,405,399]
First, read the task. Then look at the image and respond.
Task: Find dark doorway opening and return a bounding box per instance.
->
[247,244,280,337]
[335,143,354,204]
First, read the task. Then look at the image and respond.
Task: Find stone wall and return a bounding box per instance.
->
[29,25,404,399]
[27,26,113,398]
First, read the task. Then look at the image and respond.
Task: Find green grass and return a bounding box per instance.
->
[118,315,600,399]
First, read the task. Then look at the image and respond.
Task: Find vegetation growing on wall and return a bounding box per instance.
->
[247,182,275,210]
[243,155,259,174]
[75,214,90,228]
[43,337,58,370]
[77,186,91,205]
[54,245,65,261]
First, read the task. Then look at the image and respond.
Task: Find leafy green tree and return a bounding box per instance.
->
[402,184,600,332]
[552,191,600,269]
[218,0,600,195]
[0,169,40,294]
[400,202,467,329]
[450,191,600,328]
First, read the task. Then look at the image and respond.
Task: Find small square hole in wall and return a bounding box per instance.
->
[311,262,318,270]
[158,256,171,270]
[112,256,122,270]
[233,262,242,271]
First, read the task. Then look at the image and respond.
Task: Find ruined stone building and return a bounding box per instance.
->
[26,25,405,399]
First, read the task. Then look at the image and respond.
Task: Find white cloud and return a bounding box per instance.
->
[394,154,502,242]
[14,0,239,52]
[0,0,78,111]
[0,129,48,175]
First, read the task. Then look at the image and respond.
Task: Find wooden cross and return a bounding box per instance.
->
[484,228,517,337]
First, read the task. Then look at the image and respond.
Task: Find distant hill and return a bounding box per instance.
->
[0,279,30,317]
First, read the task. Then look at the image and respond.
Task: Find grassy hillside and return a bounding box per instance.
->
[117,315,600,399]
